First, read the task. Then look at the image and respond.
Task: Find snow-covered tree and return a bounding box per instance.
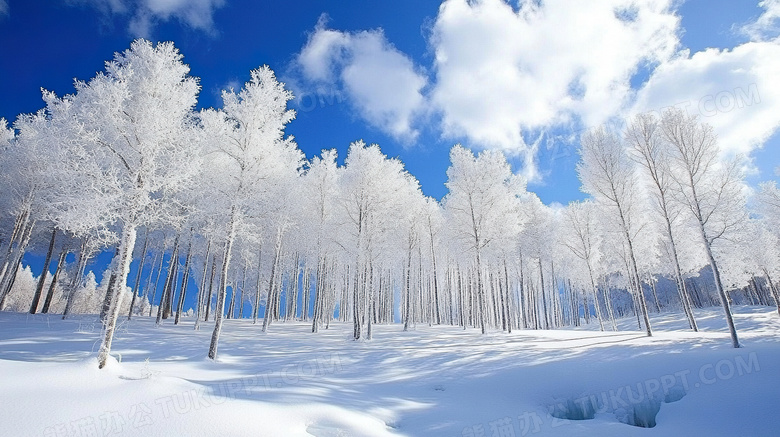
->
[337,141,422,339]
[300,149,341,332]
[0,111,57,308]
[44,39,201,368]
[756,181,780,231]
[660,108,747,348]
[560,200,613,331]
[199,65,302,359]
[626,113,697,330]
[577,127,652,336]
[443,145,524,334]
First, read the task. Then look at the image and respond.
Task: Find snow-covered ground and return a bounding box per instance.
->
[1,307,778,436]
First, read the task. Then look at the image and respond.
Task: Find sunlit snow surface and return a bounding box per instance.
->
[1,306,778,436]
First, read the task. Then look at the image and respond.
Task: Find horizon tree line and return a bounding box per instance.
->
[1,40,778,368]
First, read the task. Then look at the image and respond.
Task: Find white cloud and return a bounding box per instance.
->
[295,19,427,142]
[631,0,780,161]
[742,0,780,41]
[429,0,680,180]
[70,0,225,37]
[290,1,780,184]
[297,21,350,83]
[0,0,9,17]
[631,42,780,158]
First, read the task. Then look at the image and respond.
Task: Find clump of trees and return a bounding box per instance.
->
[1,40,778,368]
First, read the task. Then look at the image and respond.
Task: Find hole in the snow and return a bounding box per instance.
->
[614,398,661,428]
[549,397,598,421]
[548,382,688,429]
[664,384,687,403]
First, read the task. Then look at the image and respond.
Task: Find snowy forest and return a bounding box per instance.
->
[2,39,780,369]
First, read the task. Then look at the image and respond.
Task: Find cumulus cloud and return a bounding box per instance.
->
[69,0,225,37]
[633,1,780,160]
[631,43,780,158]
[289,0,780,183]
[429,0,680,179]
[742,0,780,41]
[0,0,8,17]
[295,17,427,142]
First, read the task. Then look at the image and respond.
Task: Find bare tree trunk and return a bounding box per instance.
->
[63,240,90,319]
[0,210,27,281]
[403,248,413,332]
[0,216,35,309]
[650,278,661,313]
[538,258,550,330]
[30,228,58,314]
[567,280,579,327]
[287,252,299,320]
[227,272,236,320]
[312,257,325,333]
[262,228,284,333]
[601,278,617,331]
[252,245,263,324]
[762,270,780,317]
[99,273,118,324]
[668,228,697,330]
[163,234,181,320]
[703,240,740,348]
[42,250,67,314]
[209,207,238,360]
[626,231,652,337]
[455,267,463,328]
[239,262,248,319]
[587,269,604,332]
[429,227,441,325]
[157,234,180,324]
[503,259,512,333]
[352,260,362,339]
[100,247,122,322]
[0,209,31,301]
[194,239,212,330]
[583,293,590,325]
[518,253,527,329]
[205,253,218,322]
[303,263,312,322]
[148,248,166,317]
[473,251,487,334]
[175,231,194,325]
[128,229,149,320]
[98,224,137,369]
[367,261,375,340]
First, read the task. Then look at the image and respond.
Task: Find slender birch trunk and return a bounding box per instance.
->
[42,251,67,314]
[63,240,89,319]
[252,245,263,325]
[30,228,57,314]
[175,231,194,325]
[128,229,149,320]
[194,239,212,330]
[209,207,238,360]
[262,228,284,332]
[0,216,35,309]
[762,270,780,317]
[98,224,137,369]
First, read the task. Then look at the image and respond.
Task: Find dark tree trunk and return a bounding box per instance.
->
[128,229,149,320]
[42,251,67,314]
[175,231,194,325]
[30,228,58,314]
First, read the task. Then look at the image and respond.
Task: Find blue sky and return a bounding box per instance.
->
[1,0,778,206]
